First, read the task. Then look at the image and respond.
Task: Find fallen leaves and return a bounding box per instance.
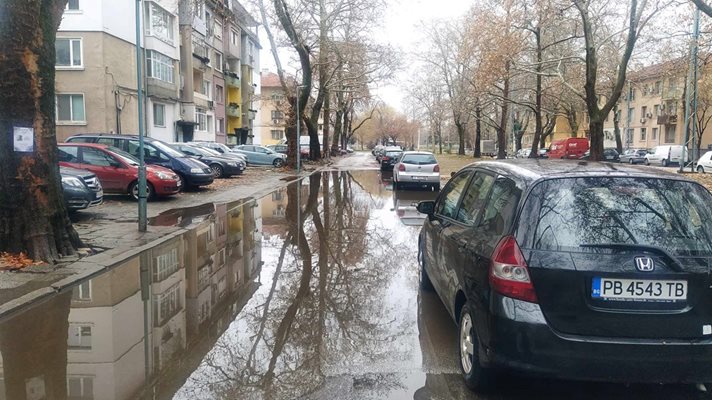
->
[0,252,41,271]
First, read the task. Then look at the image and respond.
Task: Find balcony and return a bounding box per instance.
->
[225,73,240,88]
[227,103,240,118]
[656,114,678,125]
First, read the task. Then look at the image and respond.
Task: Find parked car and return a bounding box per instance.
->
[645,145,689,167]
[620,148,648,164]
[66,134,214,189]
[548,137,589,159]
[58,143,181,200]
[416,159,712,392]
[380,147,403,171]
[190,144,249,165]
[392,151,440,191]
[538,148,549,159]
[170,143,245,178]
[60,166,103,211]
[189,141,247,163]
[372,145,384,156]
[232,145,287,167]
[515,148,532,158]
[579,148,620,162]
[696,150,712,173]
[266,144,288,154]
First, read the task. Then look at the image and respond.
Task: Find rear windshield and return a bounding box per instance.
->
[385,151,402,157]
[401,154,436,165]
[153,141,185,158]
[520,177,712,255]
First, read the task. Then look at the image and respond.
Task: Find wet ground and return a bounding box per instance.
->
[0,166,708,400]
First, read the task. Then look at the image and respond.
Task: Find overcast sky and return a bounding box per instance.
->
[258,0,472,111]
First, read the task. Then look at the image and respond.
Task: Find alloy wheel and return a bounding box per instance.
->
[460,313,475,374]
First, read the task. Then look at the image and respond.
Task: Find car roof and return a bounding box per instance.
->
[59,142,109,149]
[462,159,692,185]
[67,133,156,141]
[401,151,435,155]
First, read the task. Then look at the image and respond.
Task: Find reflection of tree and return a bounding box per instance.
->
[178,171,420,399]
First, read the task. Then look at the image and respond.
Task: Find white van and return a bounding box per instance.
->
[644,145,688,167]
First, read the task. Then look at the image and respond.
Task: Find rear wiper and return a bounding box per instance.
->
[579,243,684,272]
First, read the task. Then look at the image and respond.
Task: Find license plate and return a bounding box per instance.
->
[592,277,687,302]
[412,176,425,180]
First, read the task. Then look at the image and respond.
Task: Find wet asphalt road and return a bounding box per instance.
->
[0,153,708,399]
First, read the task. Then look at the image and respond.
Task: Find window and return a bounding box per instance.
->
[271,110,284,119]
[628,86,636,101]
[231,30,239,45]
[665,125,676,143]
[153,283,181,326]
[82,148,115,167]
[217,118,224,134]
[214,20,223,40]
[654,81,662,94]
[271,130,284,140]
[127,141,170,161]
[207,115,213,133]
[669,78,678,92]
[146,51,175,83]
[58,146,79,162]
[641,127,647,141]
[626,128,634,144]
[456,173,495,225]
[654,104,660,117]
[213,51,223,72]
[153,103,165,127]
[72,280,91,301]
[627,107,634,123]
[196,108,207,131]
[145,2,175,43]
[652,127,658,141]
[56,94,85,123]
[153,248,178,282]
[200,79,211,98]
[68,324,92,349]
[67,376,93,399]
[55,38,82,67]
[435,171,472,220]
[215,84,224,102]
[641,106,647,118]
[480,179,522,238]
[198,267,210,289]
[65,0,79,10]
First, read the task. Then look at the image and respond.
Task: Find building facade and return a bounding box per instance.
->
[256,71,287,146]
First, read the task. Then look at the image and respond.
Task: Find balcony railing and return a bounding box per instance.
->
[227,103,240,118]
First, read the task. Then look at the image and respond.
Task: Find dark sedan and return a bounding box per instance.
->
[417,160,712,392]
[170,143,245,178]
[60,166,103,211]
[579,148,620,162]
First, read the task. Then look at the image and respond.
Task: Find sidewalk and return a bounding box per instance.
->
[0,166,309,318]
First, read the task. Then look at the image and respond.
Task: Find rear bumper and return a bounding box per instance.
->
[485,295,712,383]
[396,172,439,184]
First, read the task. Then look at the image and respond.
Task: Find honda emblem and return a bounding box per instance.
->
[635,257,655,272]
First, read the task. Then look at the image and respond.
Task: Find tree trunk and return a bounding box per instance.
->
[333,108,343,156]
[613,104,623,154]
[530,27,543,157]
[0,0,83,263]
[497,65,511,159]
[322,89,330,157]
[474,106,482,158]
[456,121,465,155]
[589,118,605,158]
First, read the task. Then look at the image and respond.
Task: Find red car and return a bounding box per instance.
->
[58,143,181,200]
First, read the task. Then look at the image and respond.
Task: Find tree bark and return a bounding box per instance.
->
[322,89,330,157]
[497,63,511,159]
[474,105,482,158]
[530,27,544,158]
[456,121,465,155]
[613,104,623,153]
[0,0,83,263]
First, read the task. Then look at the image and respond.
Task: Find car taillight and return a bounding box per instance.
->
[433,164,440,172]
[398,164,405,171]
[383,156,389,161]
[489,236,537,303]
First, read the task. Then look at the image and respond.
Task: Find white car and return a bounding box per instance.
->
[696,150,712,173]
[644,145,688,167]
[392,151,440,191]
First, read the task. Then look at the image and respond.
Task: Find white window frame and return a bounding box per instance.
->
[68,324,92,350]
[202,79,211,99]
[216,117,224,134]
[146,50,175,84]
[55,38,83,68]
[214,20,223,40]
[65,0,81,11]
[67,376,93,398]
[196,108,207,132]
[214,51,223,72]
[145,2,175,44]
[231,30,239,45]
[153,103,166,127]
[72,280,91,301]
[207,115,214,134]
[56,93,86,125]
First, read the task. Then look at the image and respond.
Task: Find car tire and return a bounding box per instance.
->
[662,159,669,167]
[419,244,434,291]
[629,158,634,164]
[130,181,155,201]
[459,302,495,391]
[210,164,224,178]
[433,183,441,191]
[394,180,400,190]
[273,158,284,167]
[645,159,650,166]
[698,166,705,173]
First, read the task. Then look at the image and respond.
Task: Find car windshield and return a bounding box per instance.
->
[523,177,712,256]
[401,154,436,165]
[385,151,402,157]
[184,146,215,157]
[107,147,139,166]
[194,146,220,156]
[153,141,186,157]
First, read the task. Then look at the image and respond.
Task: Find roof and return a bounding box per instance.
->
[628,54,711,82]
[261,72,282,88]
[462,159,690,185]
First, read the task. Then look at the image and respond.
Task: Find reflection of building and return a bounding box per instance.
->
[67,256,145,400]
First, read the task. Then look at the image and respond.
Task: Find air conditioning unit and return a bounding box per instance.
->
[640,118,646,124]
[208,100,214,110]
[646,112,653,118]
[660,103,666,110]
[272,119,279,125]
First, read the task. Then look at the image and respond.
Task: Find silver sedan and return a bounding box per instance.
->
[392,151,440,191]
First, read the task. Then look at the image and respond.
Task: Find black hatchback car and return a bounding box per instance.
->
[417,160,712,391]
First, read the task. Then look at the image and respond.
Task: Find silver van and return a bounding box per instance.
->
[644,145,688,167]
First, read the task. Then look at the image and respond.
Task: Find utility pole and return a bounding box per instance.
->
[681,8,700,173]
[135,0,147,232]
[625,81,632,150]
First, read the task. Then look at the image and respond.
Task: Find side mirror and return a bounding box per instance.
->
[416,201,435,215]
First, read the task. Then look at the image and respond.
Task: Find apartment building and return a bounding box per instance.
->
[520,114,590,150]
[256,71,288,146]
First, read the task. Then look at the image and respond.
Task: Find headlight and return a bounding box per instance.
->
[155,171,171,180]
[61,176,84,188]
[228,162,237,167]
[190,168,202,173]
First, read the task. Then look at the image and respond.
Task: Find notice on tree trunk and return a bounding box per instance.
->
[13,127,34,152]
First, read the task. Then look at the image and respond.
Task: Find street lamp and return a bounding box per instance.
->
[296,84,306,174]
[135,0,147,232]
